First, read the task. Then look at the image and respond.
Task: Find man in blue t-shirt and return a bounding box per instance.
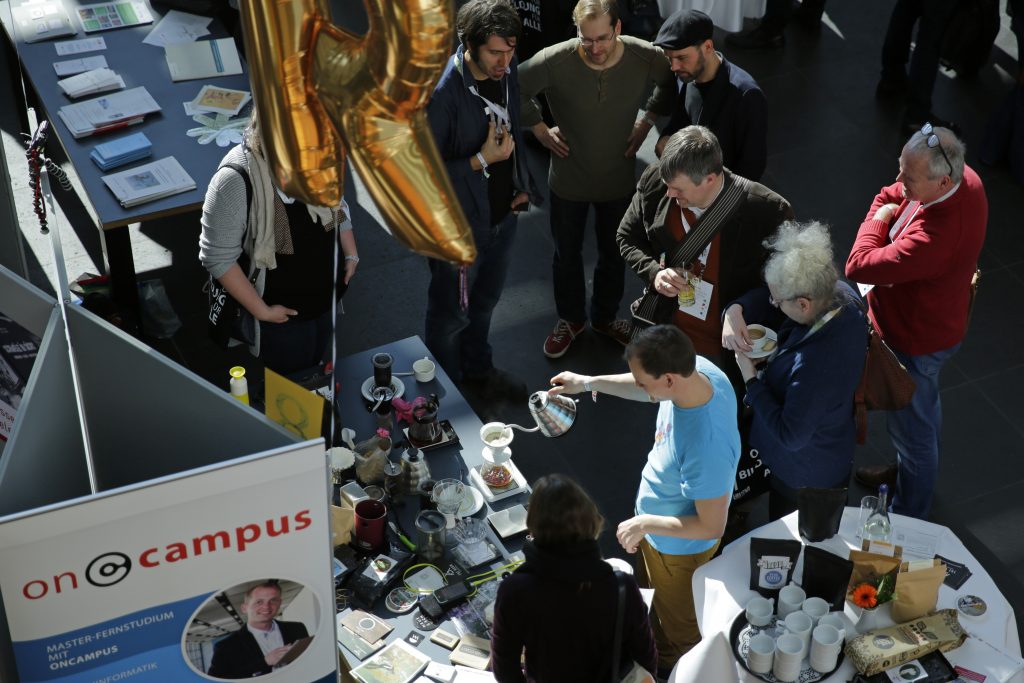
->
[550,325,739,673]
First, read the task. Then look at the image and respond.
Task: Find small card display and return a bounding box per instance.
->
[191,84,250,116]
[76,1,153,32]
[351,639,431,683]
[429,629,459,650]
[448,634,491,670]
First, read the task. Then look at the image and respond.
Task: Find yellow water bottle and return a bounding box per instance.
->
[229,366,249,405]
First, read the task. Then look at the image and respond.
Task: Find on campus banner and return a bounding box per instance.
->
[0,440,337,683]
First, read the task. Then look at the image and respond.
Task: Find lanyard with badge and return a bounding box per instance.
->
[675,207,714,321]
[468,73,511,134]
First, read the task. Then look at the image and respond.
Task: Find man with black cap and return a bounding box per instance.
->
[519,0,675,360]
[654,9,767,181]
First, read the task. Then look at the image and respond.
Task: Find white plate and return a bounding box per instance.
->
[458,485,484,517]
[745,326,779,360]
[487,505,528,538]
[359,376,405,402]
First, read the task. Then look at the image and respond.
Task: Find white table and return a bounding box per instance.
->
[655,0,767,33]
[669,508,1024,682]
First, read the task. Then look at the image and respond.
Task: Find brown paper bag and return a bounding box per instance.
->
[848,549,903,591]
[891,559,946,622]
[330,503,354,547]
[844,608,967,676]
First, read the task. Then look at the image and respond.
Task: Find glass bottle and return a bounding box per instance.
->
[863,484,893,543]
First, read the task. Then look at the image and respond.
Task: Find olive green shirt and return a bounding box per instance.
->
[518,35,674,202]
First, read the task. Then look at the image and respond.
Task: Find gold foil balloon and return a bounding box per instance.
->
[239,0,477,264]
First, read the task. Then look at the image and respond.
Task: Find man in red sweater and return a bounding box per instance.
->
[846,125,986,519]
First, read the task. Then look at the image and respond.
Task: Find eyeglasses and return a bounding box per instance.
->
[578,32,614,48]
[920,123,954,177]
[769,293,800,307]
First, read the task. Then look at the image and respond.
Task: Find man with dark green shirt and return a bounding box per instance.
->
[519,0,674,359]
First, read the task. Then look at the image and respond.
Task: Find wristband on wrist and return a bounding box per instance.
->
[475,152,490,178]
[344,255,359,263]
[583,378,597,403]
[639,113,656,127]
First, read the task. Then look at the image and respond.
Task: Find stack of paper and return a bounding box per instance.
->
[164,38,242,81]
[57,86,160,138]
[58,67,124,97]
[89,132,151,170]
[101,156,195,208]
[53,54,108,76]
[12,0,77,43]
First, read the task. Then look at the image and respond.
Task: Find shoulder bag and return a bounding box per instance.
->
[612,571,655,683]
[206,162,261,348]
[853,318,916,444]
[629,175,747,337]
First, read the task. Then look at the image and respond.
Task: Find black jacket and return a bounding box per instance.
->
[663,55,767,180]
[617,165,793,320]
[207,620,309,679]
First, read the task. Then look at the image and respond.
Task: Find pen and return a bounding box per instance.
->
[389,521,416,552]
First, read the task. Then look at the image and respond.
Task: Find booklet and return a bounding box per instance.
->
[58,67,124,97]
[76,0,153,33]
[57,86,160,138]
[101,156,195,208]
[165,38,242,81]
[90,131,151,170]
[12,0,76,43]
[351,640,430,683]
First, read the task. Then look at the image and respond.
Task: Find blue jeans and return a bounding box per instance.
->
[425,213,517,381]
[549,192,631,325]
[886,342,960,519]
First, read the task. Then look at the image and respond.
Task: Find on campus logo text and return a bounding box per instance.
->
[20,510,311,601]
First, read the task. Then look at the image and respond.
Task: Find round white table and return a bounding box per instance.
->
[669,508,1024,682]
[655,0,767,33]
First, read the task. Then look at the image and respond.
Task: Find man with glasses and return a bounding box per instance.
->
[518,0,674,359]
[618,126,792,385]
[425,0,539,404]
[652,9,767,181]
[846,125,987,520]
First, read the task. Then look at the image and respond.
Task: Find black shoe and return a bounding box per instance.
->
[875,74,909,100]
[855,463,898,490]
[461,367,529,404]
[725,27,785,50]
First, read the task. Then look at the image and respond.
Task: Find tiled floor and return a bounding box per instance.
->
[3,0,1022,636]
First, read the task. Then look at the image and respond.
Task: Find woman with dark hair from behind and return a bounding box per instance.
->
[491,474,657,682]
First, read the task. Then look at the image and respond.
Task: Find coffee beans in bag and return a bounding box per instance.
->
[750,537,802,598]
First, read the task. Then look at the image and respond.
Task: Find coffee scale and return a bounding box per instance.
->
[469,391,577,503]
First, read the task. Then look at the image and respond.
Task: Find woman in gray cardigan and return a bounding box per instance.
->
[199,113,358,374]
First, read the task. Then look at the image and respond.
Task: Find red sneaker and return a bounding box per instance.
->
[591,319,632,347]
[543,319,585,358]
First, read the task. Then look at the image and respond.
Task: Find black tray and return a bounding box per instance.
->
[730,610,845,682]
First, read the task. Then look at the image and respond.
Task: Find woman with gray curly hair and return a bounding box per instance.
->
[721,220,867,519]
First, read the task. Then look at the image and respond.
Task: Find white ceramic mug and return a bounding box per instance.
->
[802,596,830,625]
[810,624,843,673]
[413,357,436,382]
[817,612,848,641]
[746,596,775,627]
[747,633,776,674]
[782,610,813,656]
[773,634,804,682]
[777,583,807,618]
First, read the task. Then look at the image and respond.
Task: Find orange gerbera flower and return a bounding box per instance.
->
[851,583,878,609]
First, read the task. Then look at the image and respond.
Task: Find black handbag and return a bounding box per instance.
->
[206,162,260,348]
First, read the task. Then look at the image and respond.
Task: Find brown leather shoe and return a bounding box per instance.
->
[855,463,898,490]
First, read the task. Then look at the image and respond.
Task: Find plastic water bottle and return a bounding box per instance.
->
[863,484,892,543]
[229,366,249,405]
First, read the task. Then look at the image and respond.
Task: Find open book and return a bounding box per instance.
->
[100,156,195,208]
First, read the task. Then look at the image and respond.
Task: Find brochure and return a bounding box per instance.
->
[89,131,152,170]
[76,0,153,32]
[142,9,211,47]
[53,54,107,76]
[53,36,105,54]
[11,0,76,43]
[58,67,124,97]
[164,37,242,81]
[57,86,160,138]
[351,640,430,683]
[100,156,196,208]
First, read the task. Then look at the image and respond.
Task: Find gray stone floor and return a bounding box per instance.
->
[2,0,1022,635]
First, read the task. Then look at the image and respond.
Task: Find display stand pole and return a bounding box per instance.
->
[26,119,99,495]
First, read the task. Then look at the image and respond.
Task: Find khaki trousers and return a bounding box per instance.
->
[635,537,720,671]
